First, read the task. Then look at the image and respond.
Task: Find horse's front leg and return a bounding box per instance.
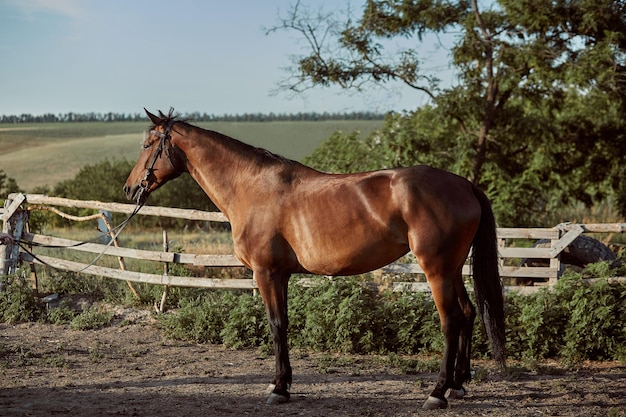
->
[254,269,292,405]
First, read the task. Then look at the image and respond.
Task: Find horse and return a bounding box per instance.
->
[124,109,506,410]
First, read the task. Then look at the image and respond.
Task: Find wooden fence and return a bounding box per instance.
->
[2,193,625,296]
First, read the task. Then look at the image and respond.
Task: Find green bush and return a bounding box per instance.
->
[159,291,236,344]
[288,278,387,353]
[221,292,270,349]
[2,262,625,363]
[503,266,626,363]
[561,275,626,362]
[0,276,43,323]
[69,306,113,330]
[380,291,442,354]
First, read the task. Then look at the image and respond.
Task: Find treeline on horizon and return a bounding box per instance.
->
[0,110,385,124]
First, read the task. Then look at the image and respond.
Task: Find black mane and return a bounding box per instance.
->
[150,107,293,167]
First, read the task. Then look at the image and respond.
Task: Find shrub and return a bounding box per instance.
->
[69,306,113,330]
[159,291,236,344]
[221,292,270,349]
[45,299,79,325]
[3,262,625,362]
[380,291,441,354]
[0,276,43,323]
[289,278,387,354]
[561,276,626,362]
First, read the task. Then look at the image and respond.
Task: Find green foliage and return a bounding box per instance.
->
[45,300,78,325]
[3,263,625,362]
[158,271,626,362]
[69,306,114,330]
[221,293,270,350]
[275,0,626,225]
[503,268,626,363]
[53,159,133,204]
[48,159,217,229]
[380,291,442,354]
[0,276,42,323]
[560,276,626,363]
[40,271,127,302]
[302,130,377,173]
[159,292,236,344]
[0,169,21,198]
[288,278,387,353]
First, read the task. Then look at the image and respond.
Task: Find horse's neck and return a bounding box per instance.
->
[175,127,265,218]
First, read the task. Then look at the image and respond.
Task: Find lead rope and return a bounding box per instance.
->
[16,120,176,272]
[16,199,147,272]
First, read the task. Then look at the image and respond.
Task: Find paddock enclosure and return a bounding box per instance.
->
[2,193,624,296]
[2,193,626,416]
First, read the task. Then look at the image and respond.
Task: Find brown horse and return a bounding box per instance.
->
[124,109,505,409]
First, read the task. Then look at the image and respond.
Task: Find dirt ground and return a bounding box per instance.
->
[1,308,625,417]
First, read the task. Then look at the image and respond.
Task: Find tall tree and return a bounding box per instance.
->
[271,0,626,224]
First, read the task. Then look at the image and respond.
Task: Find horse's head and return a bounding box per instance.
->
[123,108,184,204]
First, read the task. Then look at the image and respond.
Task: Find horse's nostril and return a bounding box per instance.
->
[123,185,134,199]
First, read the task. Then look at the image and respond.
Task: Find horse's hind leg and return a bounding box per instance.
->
[422,272,465,410]
[449,273,476,399]
[254,269,292,405]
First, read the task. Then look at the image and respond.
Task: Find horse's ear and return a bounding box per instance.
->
[145,108,161,125]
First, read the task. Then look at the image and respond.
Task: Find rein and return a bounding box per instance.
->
[12,120,181,273]
[17,121,180,272]
[15,201,146,273]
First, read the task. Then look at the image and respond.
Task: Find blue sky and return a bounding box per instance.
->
[0,0,456,116]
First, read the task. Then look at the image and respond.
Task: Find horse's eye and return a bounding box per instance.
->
[141,142,151,150]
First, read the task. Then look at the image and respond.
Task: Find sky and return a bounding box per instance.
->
[0,0,457,116]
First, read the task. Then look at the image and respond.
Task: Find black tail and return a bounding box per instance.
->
[471,185,506,368]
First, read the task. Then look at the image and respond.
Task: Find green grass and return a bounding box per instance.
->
[0,120,382,192]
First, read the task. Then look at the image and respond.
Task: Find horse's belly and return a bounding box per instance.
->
[296,240,409,276]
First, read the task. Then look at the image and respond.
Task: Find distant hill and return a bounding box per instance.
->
[0,120,382,192]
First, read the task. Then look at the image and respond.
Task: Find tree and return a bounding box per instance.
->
[51,160,217,229]
[0,170,21,199]
[270,0,626,225]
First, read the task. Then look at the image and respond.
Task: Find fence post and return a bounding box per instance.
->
[549,231,561,287]
[1,194,27,280]
[157,229,170,313]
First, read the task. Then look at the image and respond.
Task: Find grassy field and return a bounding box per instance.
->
[0,120,382,192]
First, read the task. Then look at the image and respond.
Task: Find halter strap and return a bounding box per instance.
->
[138,119,178,199]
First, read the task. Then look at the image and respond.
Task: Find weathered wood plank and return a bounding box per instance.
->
[567,223,626,233]
[1,193,26,222]
[24,233,176,263]
[19,253,256,289]
[549,225,584,257]
[499,247,552,258]
[497,228,559,239]
[501,266,557,278]
[9,193,228,222]
[176,253,245,267]
[24,233,247,267]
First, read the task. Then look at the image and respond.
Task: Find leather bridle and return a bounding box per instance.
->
[137,119,178,202]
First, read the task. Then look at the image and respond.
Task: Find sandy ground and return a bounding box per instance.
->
[1,311,625,417]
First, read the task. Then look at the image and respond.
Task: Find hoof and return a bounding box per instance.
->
[265,383,290,405]
[422,395,448,410]
[266,392,290,405]
[447,387,467,399]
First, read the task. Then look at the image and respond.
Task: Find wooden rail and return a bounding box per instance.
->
[2,193,625,294]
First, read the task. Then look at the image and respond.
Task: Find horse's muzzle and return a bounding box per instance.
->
[123,184,145,203]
